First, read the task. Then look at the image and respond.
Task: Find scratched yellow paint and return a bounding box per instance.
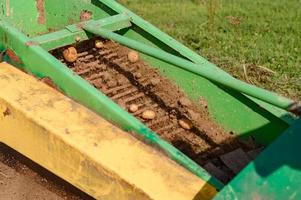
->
[0,63,217,200]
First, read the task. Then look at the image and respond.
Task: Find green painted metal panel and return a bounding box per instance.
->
[44,0,113,32]
[215,118,301,200]
[0,0,48,35]
[0,0,115,36]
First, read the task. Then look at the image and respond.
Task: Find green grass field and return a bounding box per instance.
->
[121,0,301,101]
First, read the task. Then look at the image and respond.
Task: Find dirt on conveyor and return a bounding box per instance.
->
[52,38,263,183]
[0,144,94,200]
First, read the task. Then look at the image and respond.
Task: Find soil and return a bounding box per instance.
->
[51,38,263,183]
[0,144,94,200]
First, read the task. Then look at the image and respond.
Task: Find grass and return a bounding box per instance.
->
[120,0,301,101]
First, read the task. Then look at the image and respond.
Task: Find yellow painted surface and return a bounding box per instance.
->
[0,63,217,200]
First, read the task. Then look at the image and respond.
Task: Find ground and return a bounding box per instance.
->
[0,144,90,200]
[121,0,301,101]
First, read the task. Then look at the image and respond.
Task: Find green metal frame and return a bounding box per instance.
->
[0,0,300,197]
[33,13,132,50]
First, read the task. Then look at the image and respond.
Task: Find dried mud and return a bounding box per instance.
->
[0,144,93,200]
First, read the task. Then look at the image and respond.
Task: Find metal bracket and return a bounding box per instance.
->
[31,13,131,50]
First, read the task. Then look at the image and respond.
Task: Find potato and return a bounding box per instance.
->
[129,104,139,113]
[178,119,193,130]
[63,47,77,63]
[128,51,139,63]
[142,110,156,120]
[95,40,104,49]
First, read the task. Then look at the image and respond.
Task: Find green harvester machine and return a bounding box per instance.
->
[0,0,300,199]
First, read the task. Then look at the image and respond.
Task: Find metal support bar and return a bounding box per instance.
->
[83,26,300,115]
[32,13,131,50]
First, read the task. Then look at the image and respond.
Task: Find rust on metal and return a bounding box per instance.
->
[36,0,46,24]
[80,10,92,22]
[25,41,39,46]
[6,49,22,64]
[40,76,57,89]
